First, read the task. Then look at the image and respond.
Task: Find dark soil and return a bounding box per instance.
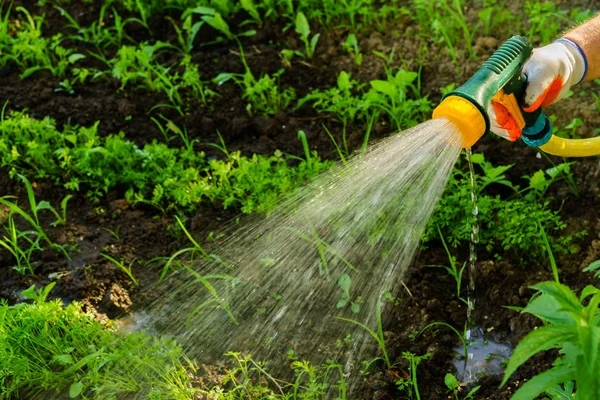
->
[2,1,600,399]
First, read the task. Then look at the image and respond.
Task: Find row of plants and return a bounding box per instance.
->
[0,109,333,214]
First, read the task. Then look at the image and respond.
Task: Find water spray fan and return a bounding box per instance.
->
[433,36,600,157]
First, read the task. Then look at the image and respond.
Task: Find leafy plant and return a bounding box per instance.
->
[216,68,296,116]
[445,373,480,399]
[336,273,361,313]
[1,7,86,79]
[337,299,391,370]
[501,280,600,400]
[424,153,580,260]
[295,12,320,59]
[427,226,468,305]
[395,352,430,400]
[0,111,333,214]
[101,254,139,286]
[0,284,196,398]
[343,33,363,66]
[0,174,71,275]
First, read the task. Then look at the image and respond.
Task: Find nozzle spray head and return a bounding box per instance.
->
[432,36,548,148]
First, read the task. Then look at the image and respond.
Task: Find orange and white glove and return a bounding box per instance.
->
[489,38,588,141]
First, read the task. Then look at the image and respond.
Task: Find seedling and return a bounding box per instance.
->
[395,352,431,400]
[336,273,361,314]
[102,254,139,286]
[444,373,480,399]
[338,299,391,370]
[295,12,320,59]
[427,225,468,305]
[343,33,363,66]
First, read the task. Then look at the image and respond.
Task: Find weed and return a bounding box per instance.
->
[216,68,296,116]
[1,7,86,79]
[199,352,347,398]
[336,273,362,313]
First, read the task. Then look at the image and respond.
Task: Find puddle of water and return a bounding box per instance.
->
[454,326,512,383]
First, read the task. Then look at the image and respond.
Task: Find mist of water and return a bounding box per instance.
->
[138,118,464,387]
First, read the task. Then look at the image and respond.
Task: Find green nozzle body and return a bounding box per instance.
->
[445,36,533,133]
[433,36,544,147]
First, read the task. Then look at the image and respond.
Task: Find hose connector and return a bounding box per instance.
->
[521,114,553,147]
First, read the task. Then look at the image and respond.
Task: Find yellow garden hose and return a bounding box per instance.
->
[539,135,600,157]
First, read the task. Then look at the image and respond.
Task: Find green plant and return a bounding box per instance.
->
[0,111,332,214]
[336,273,361,313]
[0,284,196,398]
[157,216,238,325]
[0,175,71,275]
[445,373,480,399]
[424,153,580,260]
[101,254,139,286]
[337,299,391,370]
[342,33,363,66]
[522,162,577,200]
[427,226,467,305]
[215,68,296,116]
[395,352,430,400]
[1,7,86,79]
[295,11,320,59]
[501,280,600,400]
[198,352,347,399]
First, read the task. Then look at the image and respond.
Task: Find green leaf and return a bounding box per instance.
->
[393,70,418,86]
[351,302,360,314]
[470,153,485,164]
[338,273,351,292]
[20,285,37,301]
[501,325,576,387]
[36,200,53,211]
[53,354,73,365]
[337,71,352,90]
[202,13,232,39]
[370,80,396,97]
[69,381,84,398]
[511,365,574,400]
[336,298,348,309]
[530,282,581,315]
[67,53,86,63]
[295,11,310,40]
[528,170,547,190]
[182,6,215,19]
[580,285,600,302]
[444,373,458,390]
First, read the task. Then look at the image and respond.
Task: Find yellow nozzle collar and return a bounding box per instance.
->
[432,96,487,148]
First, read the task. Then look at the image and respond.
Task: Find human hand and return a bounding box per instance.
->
[489,39,587,141]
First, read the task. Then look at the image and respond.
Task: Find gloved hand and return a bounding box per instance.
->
[488,39,587,141]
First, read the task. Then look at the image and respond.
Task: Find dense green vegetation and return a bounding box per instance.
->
[1,0,598,398]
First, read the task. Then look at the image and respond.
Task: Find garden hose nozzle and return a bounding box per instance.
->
[433,36,548,148]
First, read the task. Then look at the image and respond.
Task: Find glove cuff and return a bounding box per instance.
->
[554,37,588,83]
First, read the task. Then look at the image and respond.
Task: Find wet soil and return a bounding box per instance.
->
[2,1,600,399]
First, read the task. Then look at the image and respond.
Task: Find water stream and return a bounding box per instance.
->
[455,148,512,384]
[135,118,464,391]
